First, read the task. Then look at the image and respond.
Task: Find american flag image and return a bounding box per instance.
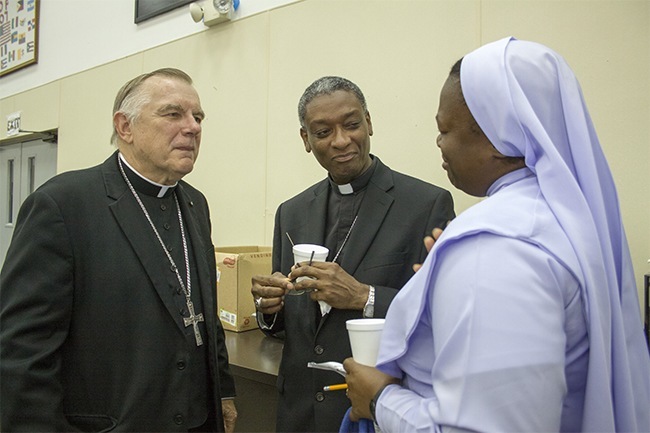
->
[0,21,10,47]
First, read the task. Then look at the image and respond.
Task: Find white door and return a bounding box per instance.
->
[0,143,22,263]
[0,139,57,266]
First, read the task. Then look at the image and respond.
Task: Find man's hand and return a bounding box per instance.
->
[413,227,445,272]
[251,272,292,315]
[221,399,237,433]
[343,358,400,422]
[288,262,369,310]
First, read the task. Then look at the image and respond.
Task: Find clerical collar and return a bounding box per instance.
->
[118,153,178,198]
[328,155,377,195]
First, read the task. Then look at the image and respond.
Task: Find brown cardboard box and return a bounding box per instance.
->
[215,246,272,332]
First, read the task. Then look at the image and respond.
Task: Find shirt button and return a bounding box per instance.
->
[174,414,184,425]
[315,392,325,402]
[164,223,171,230]
[160,204,167,211]
[176,360,186,370]
[314,345,324,355]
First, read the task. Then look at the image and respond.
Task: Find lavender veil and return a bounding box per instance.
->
[378,37,649,431]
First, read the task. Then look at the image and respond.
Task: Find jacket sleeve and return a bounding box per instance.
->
[256,203,286,338]
[373,188,455,318]
[215,317,237,397]
[428,188,455,233]
[198,190,237,399]
[0,190,74,431]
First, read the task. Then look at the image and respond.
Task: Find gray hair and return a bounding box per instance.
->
[298,76,368,128]
[110,68,194,146]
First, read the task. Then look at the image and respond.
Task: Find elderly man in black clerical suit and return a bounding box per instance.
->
[251,76,455,433]
[0,68,237,432]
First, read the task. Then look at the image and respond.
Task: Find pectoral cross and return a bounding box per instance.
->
[183,300,205,346]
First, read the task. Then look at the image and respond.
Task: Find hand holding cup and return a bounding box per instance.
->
[287,244,329,295]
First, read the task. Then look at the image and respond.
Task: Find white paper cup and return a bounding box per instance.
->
[292,244,329,264]
[292,244,329,283]
[346,318,385,366]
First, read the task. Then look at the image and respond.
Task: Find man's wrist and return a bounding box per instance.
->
[257,312,278,330]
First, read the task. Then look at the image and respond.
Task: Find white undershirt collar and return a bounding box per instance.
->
[337,183,354,195]
[118,153,178,198]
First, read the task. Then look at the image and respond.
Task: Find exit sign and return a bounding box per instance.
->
[7,112,21,136]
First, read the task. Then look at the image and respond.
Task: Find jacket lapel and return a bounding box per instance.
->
[338,159,394,276]
[103,153,192,337]
[298,180,329,247]
[291,180,329,335]
[175,184,216,329]
[316,159,395,331]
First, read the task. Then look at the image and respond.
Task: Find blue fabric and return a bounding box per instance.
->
[339,407,375,433]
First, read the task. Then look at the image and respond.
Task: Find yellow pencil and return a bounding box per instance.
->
[323,383,348,391]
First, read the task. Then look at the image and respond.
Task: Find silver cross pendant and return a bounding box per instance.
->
[183,300,205,346]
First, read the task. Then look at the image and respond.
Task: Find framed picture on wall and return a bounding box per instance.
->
[135,0,194,23]
[0,0,39,77]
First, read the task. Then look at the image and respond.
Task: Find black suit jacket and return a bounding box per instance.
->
[0,152,235,432]
[265,157,454,432]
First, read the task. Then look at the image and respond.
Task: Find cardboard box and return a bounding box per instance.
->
[215,246,272,332]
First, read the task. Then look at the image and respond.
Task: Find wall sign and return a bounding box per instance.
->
[0,0,39,77]
[135,0,194,24]
[6,111,21,136]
